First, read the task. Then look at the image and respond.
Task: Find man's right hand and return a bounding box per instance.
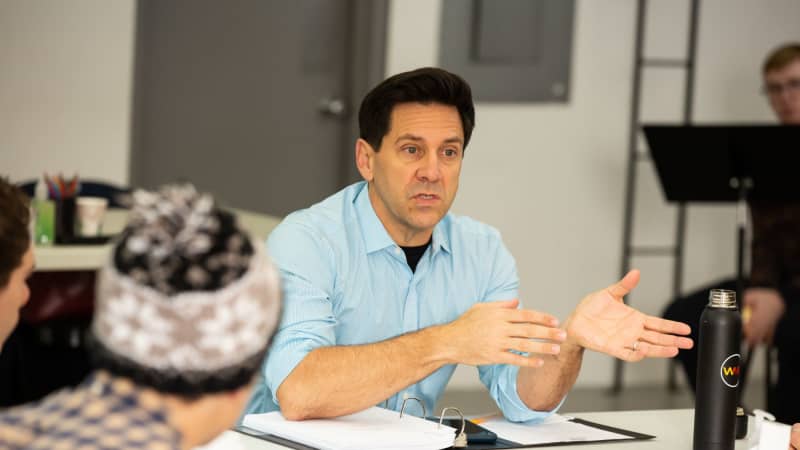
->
[743,287,786,347]
[440,299,567,368]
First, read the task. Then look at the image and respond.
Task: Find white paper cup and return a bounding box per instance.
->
[75,197,108,237]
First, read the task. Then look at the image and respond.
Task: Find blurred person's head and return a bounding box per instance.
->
[0,177,33,348]
[763,43,800,124]
[90,184,281,448]
[355,67,475,245]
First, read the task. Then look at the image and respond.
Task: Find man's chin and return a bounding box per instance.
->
[779,109,800,124]
[408,210,446,230]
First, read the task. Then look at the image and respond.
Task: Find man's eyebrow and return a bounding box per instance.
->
[394,134,464,145]
[394,134,424,143]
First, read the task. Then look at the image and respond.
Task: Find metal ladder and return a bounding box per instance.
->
[613,0,701,393]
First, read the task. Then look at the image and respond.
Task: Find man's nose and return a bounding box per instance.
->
[779,87,795,102]
[416,151,442,183]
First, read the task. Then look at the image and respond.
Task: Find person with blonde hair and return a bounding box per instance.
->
[664,42,800,424]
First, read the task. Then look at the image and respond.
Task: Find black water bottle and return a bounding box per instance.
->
[693,289,742,450]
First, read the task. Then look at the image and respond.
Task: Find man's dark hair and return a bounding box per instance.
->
[0,177,31,288]
[358,67,475,151]
[763,43,800,74]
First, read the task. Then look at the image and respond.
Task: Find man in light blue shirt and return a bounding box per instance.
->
[246,67,693,422]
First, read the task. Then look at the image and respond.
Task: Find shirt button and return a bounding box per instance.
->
[394,247,402,255]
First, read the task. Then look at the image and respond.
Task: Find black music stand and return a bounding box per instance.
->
[643,124,800,404]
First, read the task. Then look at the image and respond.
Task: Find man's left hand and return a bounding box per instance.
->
[562,270,693,361]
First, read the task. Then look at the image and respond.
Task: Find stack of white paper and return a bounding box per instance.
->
[480,414,634,445]
[242,406,455,450]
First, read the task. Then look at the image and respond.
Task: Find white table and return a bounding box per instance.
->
[33,208,281,271]
[200,409,753,449]
[551,409,749,449]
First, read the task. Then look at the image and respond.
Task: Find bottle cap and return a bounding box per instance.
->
[35,178,48,200]
[709,289,737,309]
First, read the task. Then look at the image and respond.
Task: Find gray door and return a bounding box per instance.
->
[131,0,384,216]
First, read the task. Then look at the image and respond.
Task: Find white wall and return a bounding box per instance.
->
[386,0,800,389]
[0,0,135,185]
[2,0,799,390]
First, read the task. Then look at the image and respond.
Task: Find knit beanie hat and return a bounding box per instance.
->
[90,184,281,395]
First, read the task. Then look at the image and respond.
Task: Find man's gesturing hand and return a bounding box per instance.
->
[441,299,567,368]
[563,270,694,362]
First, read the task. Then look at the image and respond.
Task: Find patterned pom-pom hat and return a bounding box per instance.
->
[90,184,282,395]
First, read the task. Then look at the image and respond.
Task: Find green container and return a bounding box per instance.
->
[33,199,55,246]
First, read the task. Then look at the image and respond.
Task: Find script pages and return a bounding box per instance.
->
[242,406,456,450]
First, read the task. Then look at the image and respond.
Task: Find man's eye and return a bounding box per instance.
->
[442,148,463,159]
[404,146,418,154]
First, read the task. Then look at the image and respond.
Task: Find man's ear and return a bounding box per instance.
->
[355,138,376,182]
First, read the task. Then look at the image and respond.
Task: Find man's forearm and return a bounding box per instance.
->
[516,341,584,412]
[276,325,455,420]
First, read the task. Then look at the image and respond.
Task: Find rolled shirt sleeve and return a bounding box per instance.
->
[264,271,336,405]
[248,216,339,412]
[478,364,564,423]
[478,233,563,422]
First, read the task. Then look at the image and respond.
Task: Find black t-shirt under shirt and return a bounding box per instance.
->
[401,239,431,273]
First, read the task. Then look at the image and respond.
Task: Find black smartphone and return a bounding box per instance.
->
[439,418,498,444]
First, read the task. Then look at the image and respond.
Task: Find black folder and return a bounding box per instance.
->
[234,416,654,449]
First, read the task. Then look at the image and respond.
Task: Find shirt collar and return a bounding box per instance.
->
[431,220,451,256]
[354,182,396,254]
[354,182,452,255]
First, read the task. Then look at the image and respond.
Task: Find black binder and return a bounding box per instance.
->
[234,416,654,449]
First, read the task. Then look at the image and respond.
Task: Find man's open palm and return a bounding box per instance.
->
[565,270,693,361]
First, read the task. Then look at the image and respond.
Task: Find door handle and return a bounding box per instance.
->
[318,96,347,117]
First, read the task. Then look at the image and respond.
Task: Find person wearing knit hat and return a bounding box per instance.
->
[0,184,282,450]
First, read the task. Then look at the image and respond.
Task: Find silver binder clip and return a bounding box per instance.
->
[399,396,427,419]
[439,407,467,448]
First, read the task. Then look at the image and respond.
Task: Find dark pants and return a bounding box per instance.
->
[663,278,800,424]
[773,291,800,424]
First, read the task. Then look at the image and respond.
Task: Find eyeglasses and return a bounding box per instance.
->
[762,78,800,97]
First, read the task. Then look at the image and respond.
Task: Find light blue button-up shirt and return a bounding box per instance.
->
[245,182,557,422]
